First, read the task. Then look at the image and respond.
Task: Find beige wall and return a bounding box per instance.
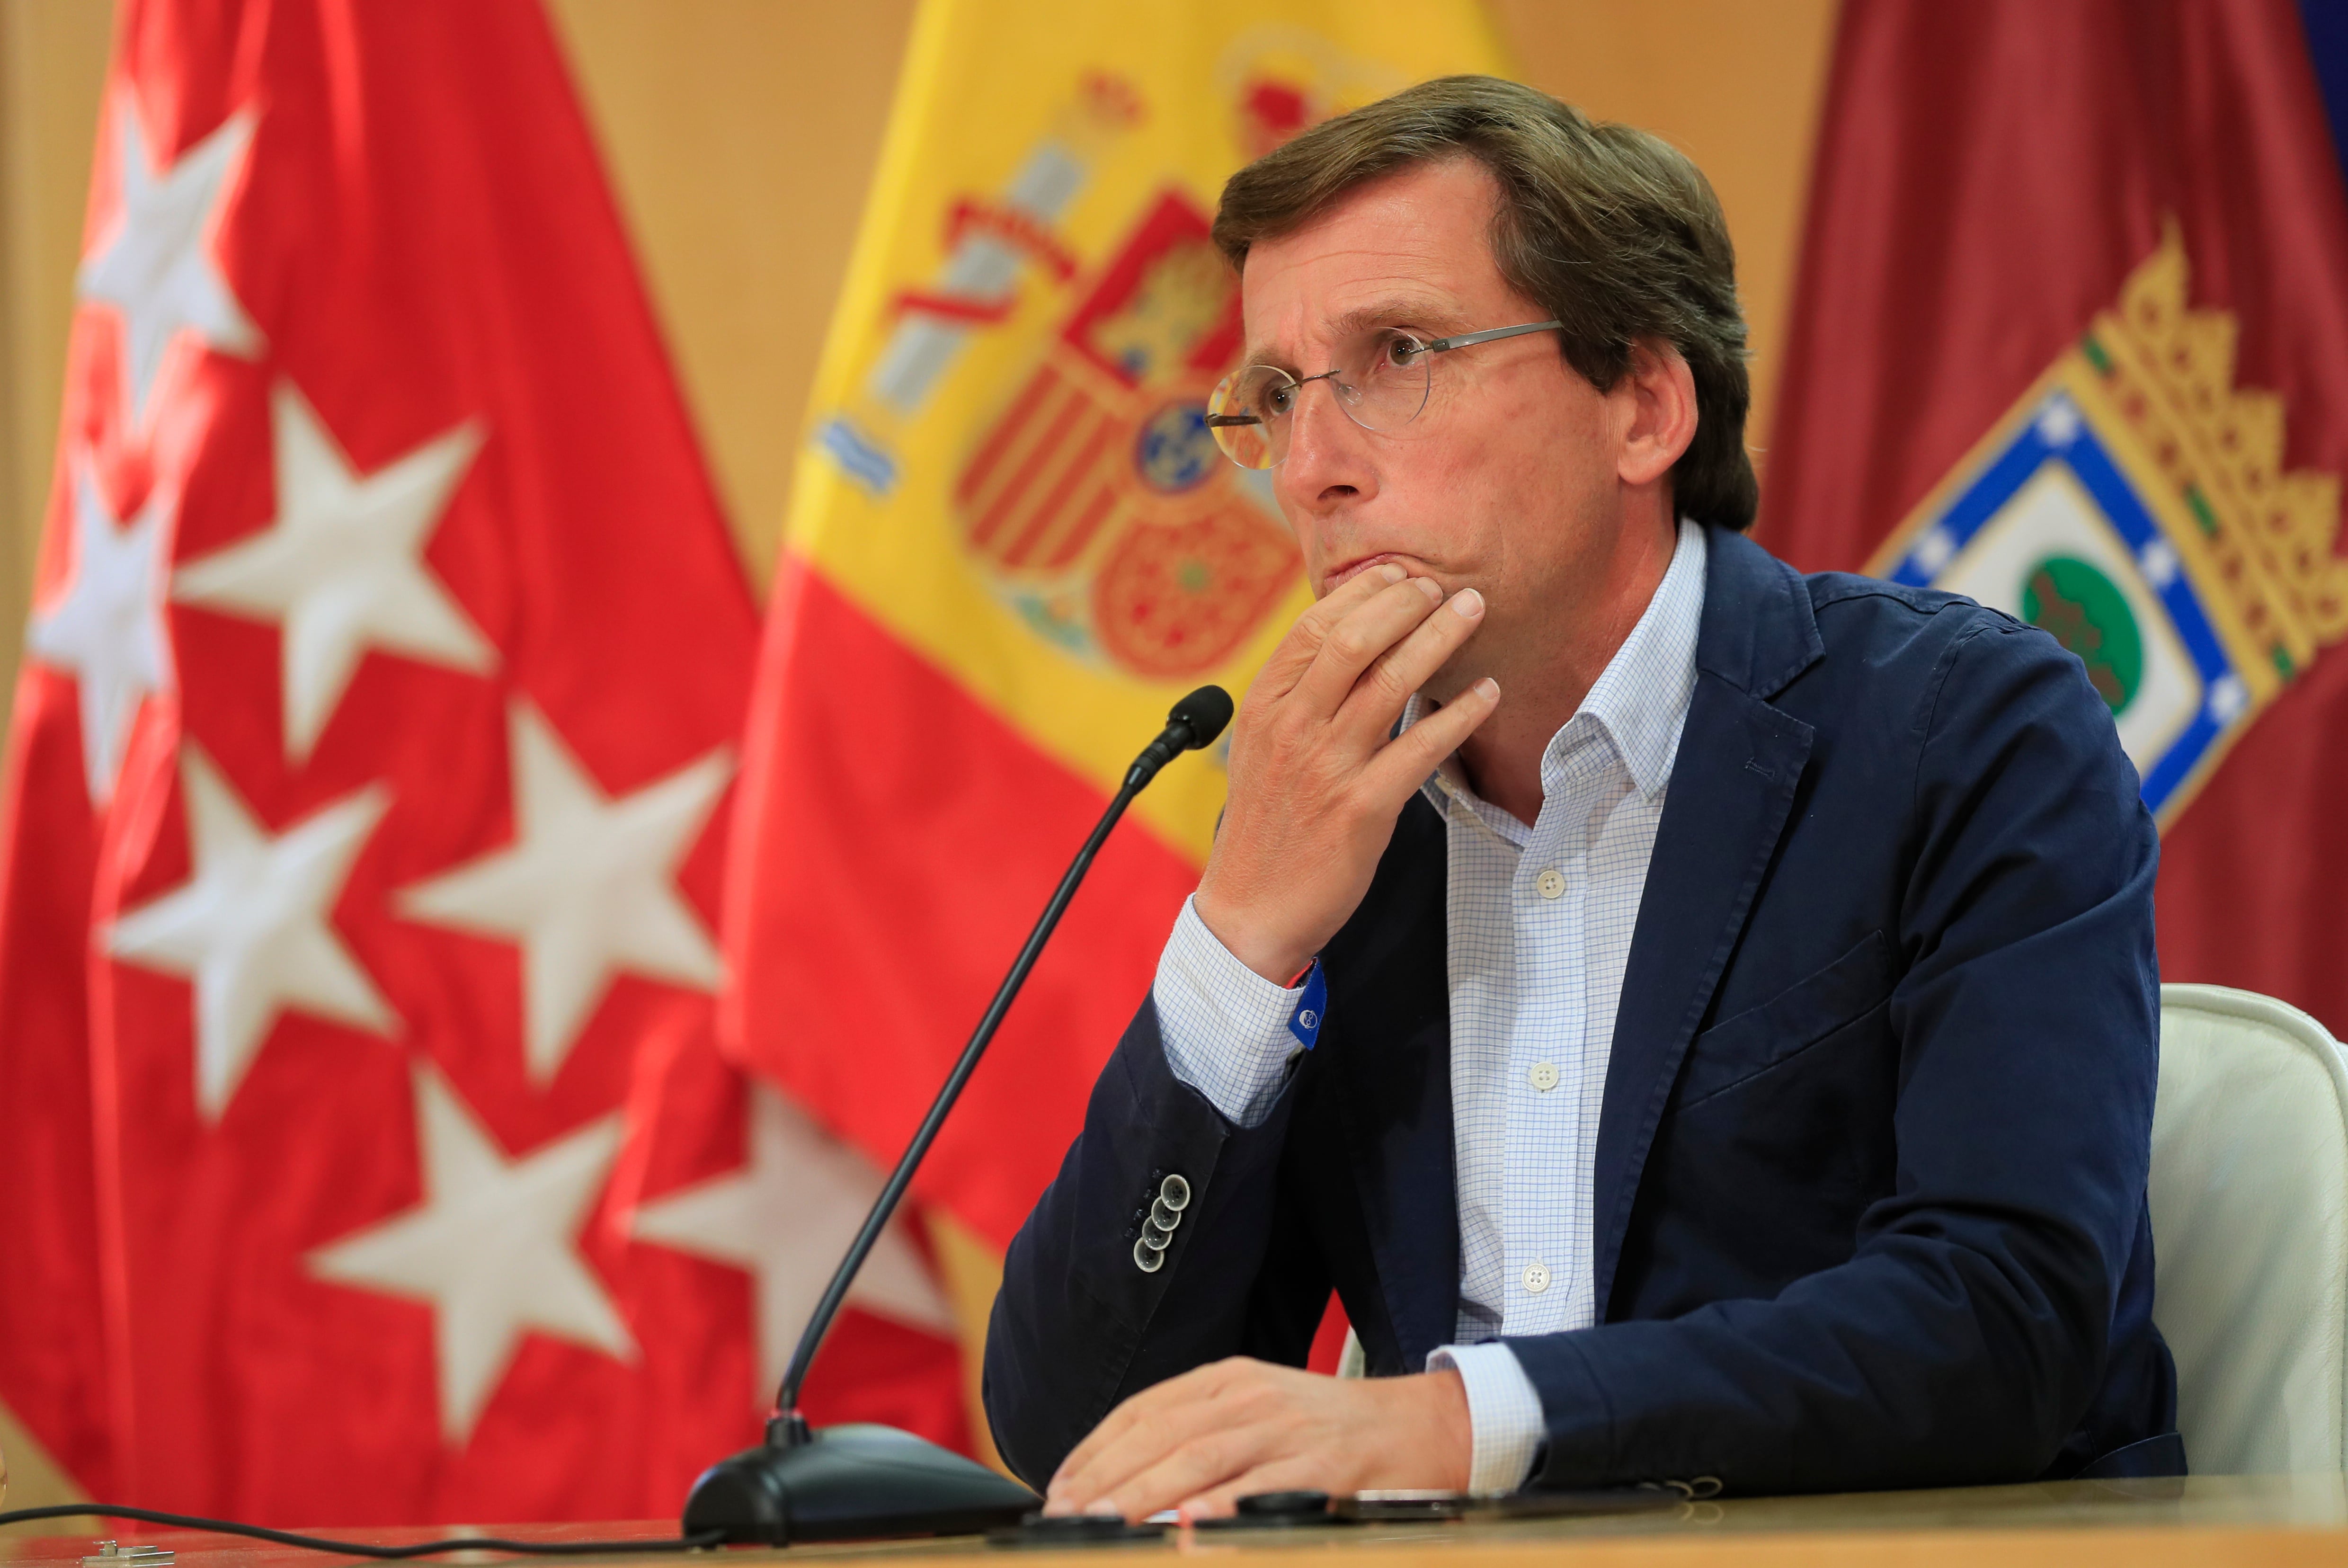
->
[0,0,1836,1505]
[543,0,920,592]
[0,0,113,753]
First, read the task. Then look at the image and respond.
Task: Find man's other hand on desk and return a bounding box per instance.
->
[1041,1358,1472,1522]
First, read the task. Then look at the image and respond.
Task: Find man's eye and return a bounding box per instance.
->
[1263,383,1296,418]
[1386,335,1426,367]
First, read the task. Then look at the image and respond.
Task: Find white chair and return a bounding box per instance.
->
[2152,982,2348,1473]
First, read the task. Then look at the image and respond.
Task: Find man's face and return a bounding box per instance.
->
[1238,157,1635,701]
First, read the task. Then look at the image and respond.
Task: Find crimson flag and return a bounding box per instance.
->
[0,0,959,1525]
[1765,0,2348,1029]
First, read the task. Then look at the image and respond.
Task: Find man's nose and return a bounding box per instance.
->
[1276,378,1377,513]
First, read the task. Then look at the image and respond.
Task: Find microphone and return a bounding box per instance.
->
[1124,684,1234,792]
[682,686,1235,1545]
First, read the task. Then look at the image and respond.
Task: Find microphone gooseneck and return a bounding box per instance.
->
[767,685,1234,1438]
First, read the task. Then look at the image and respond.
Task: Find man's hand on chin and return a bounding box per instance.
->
[1041,1359,1474,1523]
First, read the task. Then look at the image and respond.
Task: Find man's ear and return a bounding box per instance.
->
[1615,339,1698,490]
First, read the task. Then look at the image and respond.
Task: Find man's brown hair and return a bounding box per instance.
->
[1212,75,1757,531]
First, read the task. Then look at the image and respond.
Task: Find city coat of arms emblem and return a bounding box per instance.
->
[954,190,1300,680]
[1868,223,2346,825]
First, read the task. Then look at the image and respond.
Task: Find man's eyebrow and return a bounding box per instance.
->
[1236,295,1474,370]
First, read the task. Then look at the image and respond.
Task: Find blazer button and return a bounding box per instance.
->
[1133,1237,1165,1273]
[1158,1173,1191,1211]
[1139,1220,1173,1251]
[1149,1197,1183,1230]
[1655,1477,1724,1500]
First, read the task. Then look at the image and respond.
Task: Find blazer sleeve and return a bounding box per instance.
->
[1506,615,2163,1491]
[982,997,1332,1488]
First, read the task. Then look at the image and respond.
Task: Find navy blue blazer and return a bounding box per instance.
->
[985,526,2179,1494]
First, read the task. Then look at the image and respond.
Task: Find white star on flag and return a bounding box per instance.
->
[310,1062,634,1446]
[396,702,730,1085]
[107,745,399,1120]
[631,1082,953,1399]
[77,99,263,422]
[27,462,173,803]
[175,381,494,761]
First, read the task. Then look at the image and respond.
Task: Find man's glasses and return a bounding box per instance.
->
[1203,320,1564,470]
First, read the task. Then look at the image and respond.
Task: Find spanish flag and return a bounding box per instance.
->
[720,0,1507,1425]
[1765,1,2348,1027]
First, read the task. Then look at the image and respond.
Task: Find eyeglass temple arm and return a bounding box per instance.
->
[1425,319,1564,353]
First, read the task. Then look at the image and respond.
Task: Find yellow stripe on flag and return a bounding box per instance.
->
[787,0,1513,861]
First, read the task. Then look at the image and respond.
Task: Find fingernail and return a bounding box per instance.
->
[1042,1499,1076,1517]
[1411,576,1443,603]
[1084,1499,1123,1518]
[1450,588,1485,619]
[1476,677,1500,699]
[1376,562,1407,583]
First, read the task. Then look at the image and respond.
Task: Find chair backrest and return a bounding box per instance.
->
[2151,982,2348,1473]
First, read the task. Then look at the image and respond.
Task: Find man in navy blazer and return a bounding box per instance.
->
[985,76,2179,1515]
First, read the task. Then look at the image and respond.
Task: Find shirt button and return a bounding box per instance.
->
[1528,1061,1559,1093]
[1535,868,1565,900]
[1521,1262,1551,1294]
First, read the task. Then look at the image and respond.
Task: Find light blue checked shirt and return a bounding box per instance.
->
[1155,519,1708,1495]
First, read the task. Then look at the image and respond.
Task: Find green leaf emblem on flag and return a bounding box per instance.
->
[2021,556,2143,713]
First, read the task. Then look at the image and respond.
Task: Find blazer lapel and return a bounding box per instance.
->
[1325,798,1460,1372]
[1590,530,1821,1315]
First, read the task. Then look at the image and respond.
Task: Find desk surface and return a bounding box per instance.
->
[9,1476,2348,1568]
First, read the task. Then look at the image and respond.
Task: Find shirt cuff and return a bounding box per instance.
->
[1151,895,1305,1129]
[1426,1341,1544,1496]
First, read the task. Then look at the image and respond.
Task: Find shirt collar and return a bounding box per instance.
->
[1404,517,1709,814]
[1576,516,1708,799]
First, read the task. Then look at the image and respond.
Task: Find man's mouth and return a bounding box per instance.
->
[1323,552,1411,592]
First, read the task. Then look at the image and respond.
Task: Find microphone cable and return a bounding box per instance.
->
[0,1504,719,1559]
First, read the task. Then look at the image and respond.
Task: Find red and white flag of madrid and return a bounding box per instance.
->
[0,0,965,1525]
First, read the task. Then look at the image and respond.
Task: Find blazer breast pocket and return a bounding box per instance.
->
[1674,929,1896,1110]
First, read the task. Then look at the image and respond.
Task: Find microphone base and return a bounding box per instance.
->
[681,1422,1040,1545]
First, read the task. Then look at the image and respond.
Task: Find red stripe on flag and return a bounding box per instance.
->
[0,669,119,1497]
[1001,411,1121,569]
[892,288,1017,326]
[991,408,1102,569]
[1044,479,1127,572]
[721,562,1203,1247]
[958,364,1063,514]
[971,378,1086,556]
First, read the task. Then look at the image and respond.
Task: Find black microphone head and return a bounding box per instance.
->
[1167,685,1234,751]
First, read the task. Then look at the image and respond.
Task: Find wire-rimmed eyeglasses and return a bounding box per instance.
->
[1203,319,1565,470]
